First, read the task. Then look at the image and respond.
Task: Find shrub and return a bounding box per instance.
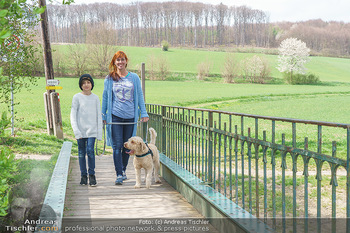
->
[197,60,211,80]
[222,54,238,83]
[241,55,271,84]
[0,112,11,140]
[0,147,17,216]
[147,54,169,80]
[0,112,16,216]
[161,40,169,51]
[157,55,169,80]
[284,72,321,85]
[147,54,157,80]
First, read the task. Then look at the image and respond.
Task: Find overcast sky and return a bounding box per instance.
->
[68,0,350,23]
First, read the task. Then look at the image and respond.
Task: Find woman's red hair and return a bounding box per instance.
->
[109,51,128,81]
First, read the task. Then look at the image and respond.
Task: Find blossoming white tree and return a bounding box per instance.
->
[277,38,310,83]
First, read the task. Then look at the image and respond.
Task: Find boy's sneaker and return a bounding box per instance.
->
[115,175,123,185]
[80,175,88,185]
[122,171,127,180]
[89,174,97,187]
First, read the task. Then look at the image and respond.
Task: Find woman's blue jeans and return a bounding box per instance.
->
[77,137,96,176]
[111,115,134,176]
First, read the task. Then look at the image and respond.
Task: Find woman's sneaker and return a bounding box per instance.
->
[115,175,123,185]
[80,175,88,185]
[89,174,97,187]
[122,171,127,180]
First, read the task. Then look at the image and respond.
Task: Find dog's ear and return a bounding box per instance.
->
[138,142,147,152]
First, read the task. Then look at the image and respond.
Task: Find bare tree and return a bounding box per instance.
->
[241,55,271,83]
[197,60,211,80]
[222,54,238,83]
[157,55,169,80]
[68,44,89,77]
[85,22,118,77]
[52,48,66,77]
[147,54,157,80]
[214,3,228,45]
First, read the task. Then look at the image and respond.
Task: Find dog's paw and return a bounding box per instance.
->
[134,184,141,189]
[155,180,162,184]
[145,184,151,189]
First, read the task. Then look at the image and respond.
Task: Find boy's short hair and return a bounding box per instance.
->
[79,74,94,90]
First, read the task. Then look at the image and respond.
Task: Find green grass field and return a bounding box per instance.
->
[53,45,350,82]
[4,72,347,161]
[11,78,350,126]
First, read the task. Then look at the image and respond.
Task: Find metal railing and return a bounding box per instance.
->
[142,104,350,232]
[35,141,72,233]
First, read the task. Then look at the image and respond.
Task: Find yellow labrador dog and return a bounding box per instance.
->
[124,128,161,189]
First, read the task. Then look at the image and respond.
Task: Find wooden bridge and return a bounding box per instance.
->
[64,154,215,220]
[35,140,268,233]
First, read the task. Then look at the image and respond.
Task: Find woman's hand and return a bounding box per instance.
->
[103,120,107,125]
[141,117,149,122]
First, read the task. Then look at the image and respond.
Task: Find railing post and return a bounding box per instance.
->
[208,111,213,185]
[141,62,145,100]
[162,106,166,154]
[141,63,147,140]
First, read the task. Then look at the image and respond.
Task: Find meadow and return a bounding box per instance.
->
[9,76,349,160]
[13,78,350,126]
[53,45,350,82]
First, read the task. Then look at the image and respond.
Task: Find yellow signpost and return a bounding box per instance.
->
[46,86,63,90]
[44,79,63,139]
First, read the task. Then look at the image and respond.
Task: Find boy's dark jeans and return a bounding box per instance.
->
[77,137,96,176]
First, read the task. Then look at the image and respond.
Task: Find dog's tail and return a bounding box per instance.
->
[149,127,157,144]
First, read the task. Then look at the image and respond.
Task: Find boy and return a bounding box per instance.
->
[70,74,102,186]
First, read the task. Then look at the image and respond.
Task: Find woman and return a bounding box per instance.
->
[102,51,149,185]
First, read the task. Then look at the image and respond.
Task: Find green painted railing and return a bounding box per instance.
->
[142,104,350,232]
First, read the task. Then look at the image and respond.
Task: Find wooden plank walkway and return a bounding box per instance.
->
[64,154,218,232]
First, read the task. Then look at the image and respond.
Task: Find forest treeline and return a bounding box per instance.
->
[47,2,350,57]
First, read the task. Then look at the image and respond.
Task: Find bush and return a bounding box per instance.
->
[157,55,169,80]
[0,112,11,140]
[147,54,157,80]
[241,55,271,84]
[222,54,238,83]
[197,60,211,80]
[0,147,17,216]
[161,40,169,51]
[284,72,321,85]
[0,112,16,216]
[147,54,169,80]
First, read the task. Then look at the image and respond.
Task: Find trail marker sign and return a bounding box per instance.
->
[46,79,60,86]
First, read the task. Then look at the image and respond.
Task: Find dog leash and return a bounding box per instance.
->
[95,121,143,156]
[145,121,149,143]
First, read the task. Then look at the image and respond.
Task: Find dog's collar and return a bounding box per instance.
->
[135,143,153,158]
